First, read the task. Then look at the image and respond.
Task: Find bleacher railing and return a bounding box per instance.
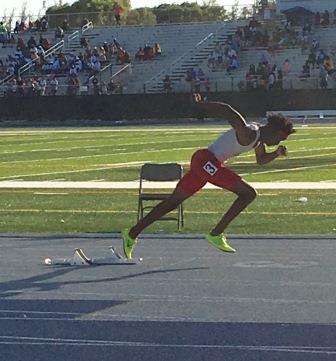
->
[17,40,65,78]
[67,21,93,45]
[143,32,215,92]
[143,20,244,93]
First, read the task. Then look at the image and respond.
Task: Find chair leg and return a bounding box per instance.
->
[137,198,142,221]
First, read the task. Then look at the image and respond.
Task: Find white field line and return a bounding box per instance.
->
[240,163,336,176]
[0,209,334,215]
[0,143,335,166]
[0,181,335,189]
[0,125,335,135]
[0,147,195,165]
[0,161,147,180]
[0,130,334,154]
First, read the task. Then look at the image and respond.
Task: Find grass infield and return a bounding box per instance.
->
[0,124,335,234]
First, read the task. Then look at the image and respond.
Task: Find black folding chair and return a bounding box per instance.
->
[137,163,184,229]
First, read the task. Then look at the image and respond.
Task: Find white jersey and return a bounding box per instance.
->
[208,123,260,163]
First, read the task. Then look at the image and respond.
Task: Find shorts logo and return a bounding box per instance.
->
[203,161,218,176]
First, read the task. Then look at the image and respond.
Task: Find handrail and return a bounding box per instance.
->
[82,21,93,34]
[18,40,64,77]
[144,32,215,87]
[111,63,131,79]
[67,21,93,44]
[144,21,241,91]
[68,30,79,42]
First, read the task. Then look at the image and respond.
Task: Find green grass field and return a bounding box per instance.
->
[0,124,335,234]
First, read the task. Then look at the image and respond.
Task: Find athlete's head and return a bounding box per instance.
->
[261,113,296,146]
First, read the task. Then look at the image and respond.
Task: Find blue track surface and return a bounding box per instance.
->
[0,234,335,360]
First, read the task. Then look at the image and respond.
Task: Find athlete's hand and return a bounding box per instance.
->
[276,145,288,156]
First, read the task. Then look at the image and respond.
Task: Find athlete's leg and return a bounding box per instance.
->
[129,187,192,239]
[210,180,257,236]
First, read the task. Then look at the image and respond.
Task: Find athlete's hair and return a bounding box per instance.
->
[266,113,296,136]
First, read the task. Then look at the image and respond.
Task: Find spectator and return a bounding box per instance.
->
[163,75,172,94]
[268,67,276,90]
[154,43,162,56]
[197,68,205,81]
[317,49,327,66]
[323,56,335,75]
[300,61,310,78]
[49,75,58,96]
[321,10,330,26]
[16,77,25,96]
[113,3,124,25]
[61,19,70,32]
[307,51,317,68]
[135,47,144,61]
[315,12,321,27]
[311,38,319,53]
[14,20,20,34]
[320,67,328,89]
[107,78,116,94]
[41,16,48,31]
[80,37,89,48]
[282,59,291,76]
[92,76,100,95]
[55,26,64,41]
[27,36,37,49]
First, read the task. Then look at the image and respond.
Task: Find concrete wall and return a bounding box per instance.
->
[1,90,336,125]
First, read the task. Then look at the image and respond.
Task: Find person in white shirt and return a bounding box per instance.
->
[121,93,296,259]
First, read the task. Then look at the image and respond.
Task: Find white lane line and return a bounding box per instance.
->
[0,336,335,354]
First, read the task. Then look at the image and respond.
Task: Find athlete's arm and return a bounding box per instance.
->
[192,93,247,131]
[255,143,288,165]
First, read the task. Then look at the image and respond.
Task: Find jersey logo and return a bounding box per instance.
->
[203,161,218,176]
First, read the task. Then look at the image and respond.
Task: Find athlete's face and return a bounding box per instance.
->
[264,127,288,146]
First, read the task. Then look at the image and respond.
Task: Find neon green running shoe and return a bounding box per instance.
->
[122,228,137,259]
[206,233,236,253]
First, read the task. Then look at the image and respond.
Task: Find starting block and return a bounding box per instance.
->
[44,246,138,266]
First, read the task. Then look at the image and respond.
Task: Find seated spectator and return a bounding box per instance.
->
[80,37,89,48]
[135,47,144,61]
[227,55,238,73]
[323,56,335,75]
[315,12,321,27]
[300,61,310,78]
[27,36,37,49]
[317,49,327,66]
[154,43,162,56]
[39,36,51,51]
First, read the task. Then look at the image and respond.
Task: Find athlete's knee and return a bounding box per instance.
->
[235,183,257,203]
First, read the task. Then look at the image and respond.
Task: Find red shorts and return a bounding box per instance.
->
[176,149,241,195]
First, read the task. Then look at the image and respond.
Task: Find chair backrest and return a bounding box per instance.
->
[140,163,183,182]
